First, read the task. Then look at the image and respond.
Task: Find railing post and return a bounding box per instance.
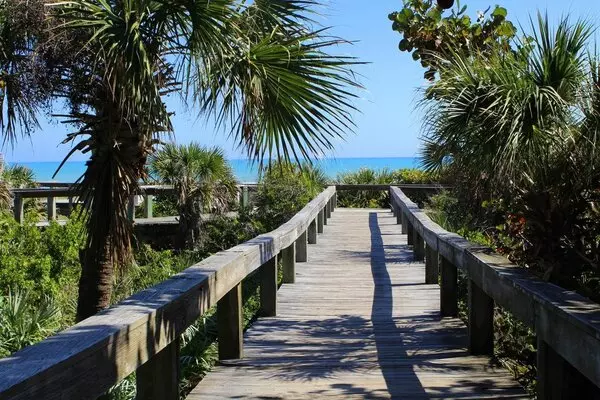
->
[47,195,57,221]
[324,203,329,225]
[308,219,318,244]
[218,283,243,360]
[326,200,331,219]
[329,196,335,213]
[468,280,494,355]
[401,212,408,235]
[136,337,180,400]
[407,219,414,245]
[425,244,438,284]
[296,230,308,262]
[281,243,296,283]
[317,209,324,233]
[440,256,458,317]
[127,195,136,221]
[259,255,278,317]
[333,192,337,209]
[143,195,153,219]
[413,228,424,261]
[536,337,597,399]
[13,194,23,224]
[242,186,249,208]
[67,196,74,215]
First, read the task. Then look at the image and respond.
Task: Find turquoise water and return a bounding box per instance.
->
[11,157,421,183]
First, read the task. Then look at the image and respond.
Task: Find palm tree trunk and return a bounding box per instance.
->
[74,104,151,321]
[177,198,201,250]
[76,235,114,320]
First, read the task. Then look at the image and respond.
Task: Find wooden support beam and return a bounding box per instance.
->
[127,196,136,221]
[425,245,438,284]
[326,201,331,219]
[47,196,57,221]
[537,337,599,400]
[406,220,413,245]
[317,209,324,233]
[143,195,153,219]
[324,203,329,225]
[242,186,249,208]
[440,256,458,317]
[259,256,278,317]
[401,212,408,234]
[136,338,180,400]
[217,283,243,360]
[468,280,494,355]
[308,219,318,244]
[13,194,23,224]
[413,229,425,261]
[281,243,296,283]
[295,230,308,263]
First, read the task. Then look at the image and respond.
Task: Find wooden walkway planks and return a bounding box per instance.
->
[189,209,528,399]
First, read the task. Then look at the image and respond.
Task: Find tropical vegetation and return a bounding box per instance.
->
[150,143,238,250]
[336,167,437,208]
[389,0,516,80]
[0,0,360,321]
[392,0,600,392]
[254,162,328,231]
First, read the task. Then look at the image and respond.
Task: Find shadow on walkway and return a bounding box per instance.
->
[369,212,429,398]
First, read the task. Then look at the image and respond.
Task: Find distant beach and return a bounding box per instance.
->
[10,157,422,183]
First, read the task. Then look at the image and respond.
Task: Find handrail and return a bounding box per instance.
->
[11,184,259,224]
[335,183,451,191]
[0,187,338,400]
[390,186,600,397]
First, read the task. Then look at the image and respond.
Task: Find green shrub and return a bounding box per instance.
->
[337,167,438,208]
[426,192,537,394]
[254,162,326,231]
[0,289,61,357]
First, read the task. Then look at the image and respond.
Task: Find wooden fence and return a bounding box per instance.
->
[11,184,259,224]
[390,186,600,398]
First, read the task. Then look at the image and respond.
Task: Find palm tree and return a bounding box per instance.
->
[420,14,600,280]
[0,1,54,142]
[421,14,591,186]
[46,0,360,320]
[150,143,237,249]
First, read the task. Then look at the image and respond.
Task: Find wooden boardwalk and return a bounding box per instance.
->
[190,209,528,399]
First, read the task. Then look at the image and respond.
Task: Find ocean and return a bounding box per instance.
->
[10,157,421,183]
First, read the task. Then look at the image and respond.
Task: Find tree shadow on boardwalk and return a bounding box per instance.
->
[369,212,429,398]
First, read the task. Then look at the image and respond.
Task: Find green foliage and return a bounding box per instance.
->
[0,289,61,357]
[0,212,84,305]
[150,144,238,214]
[3,164,36,188]
[0,161,37,212]
[426,193,536,393]
[150,143,239,249]
[254,162,327,231]
[150,194,178,218]
[336,167,438,208]
[389,0,516,80]
[421,14,600,292]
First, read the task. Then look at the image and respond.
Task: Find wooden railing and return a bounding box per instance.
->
[12,183,259,224]
[0,187,337,400]
[390,186,600,399]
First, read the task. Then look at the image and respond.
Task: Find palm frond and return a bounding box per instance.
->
[196,1,362,167]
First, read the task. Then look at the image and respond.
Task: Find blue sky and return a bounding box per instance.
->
[5,0,600,162]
